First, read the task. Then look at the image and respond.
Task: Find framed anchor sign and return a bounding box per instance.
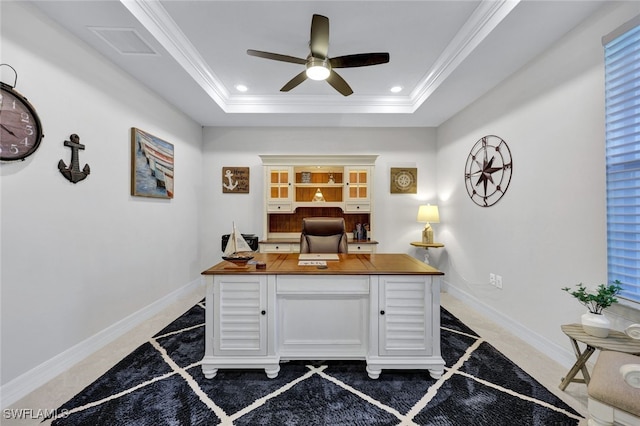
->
[58,134,90,183]
[464,135,513,207]
[222,167,249,193]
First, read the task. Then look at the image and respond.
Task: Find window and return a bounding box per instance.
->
[604,17,640,304]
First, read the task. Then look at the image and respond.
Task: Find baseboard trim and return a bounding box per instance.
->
[1,277,205,409]
[442,281,577,370]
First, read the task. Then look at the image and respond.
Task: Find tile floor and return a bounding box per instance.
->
[3,290,590,425]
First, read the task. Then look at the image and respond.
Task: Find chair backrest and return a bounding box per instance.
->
[299,217,349,253]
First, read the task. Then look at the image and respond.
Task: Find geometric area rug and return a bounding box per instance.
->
[49,300,583,425]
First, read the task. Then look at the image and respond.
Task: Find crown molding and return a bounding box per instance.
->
[411,0,520,110]
[122,0,518,115]
[121,0,230,106]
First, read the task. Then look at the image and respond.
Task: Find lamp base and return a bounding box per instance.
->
[422,224,434,244]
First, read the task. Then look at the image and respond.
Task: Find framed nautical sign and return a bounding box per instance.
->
[390,167,417,194]
[222,167,249,193]
[131,128,174,199]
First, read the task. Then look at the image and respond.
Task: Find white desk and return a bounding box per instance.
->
[201,253,445,380]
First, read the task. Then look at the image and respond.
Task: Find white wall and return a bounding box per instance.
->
[201,127,438,266]
[1,2,203,388]
[436,1,640,365]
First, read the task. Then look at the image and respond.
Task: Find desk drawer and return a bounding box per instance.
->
[349,243,375,253]
[277,275,369,294]
[267,202,292,213]
[345,202,371,212]
[260,243,293,253]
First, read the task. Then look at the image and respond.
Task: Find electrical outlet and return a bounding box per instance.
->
[489,273,496,286]
[496,275,503,289]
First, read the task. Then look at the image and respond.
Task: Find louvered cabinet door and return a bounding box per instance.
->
[378,276,433,357]
[213,275,267,356]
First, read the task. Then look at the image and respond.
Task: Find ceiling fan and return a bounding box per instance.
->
[247,14,390,96]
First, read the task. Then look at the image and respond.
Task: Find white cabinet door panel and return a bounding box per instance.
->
[214,276,267,356]
[378,277,432,356]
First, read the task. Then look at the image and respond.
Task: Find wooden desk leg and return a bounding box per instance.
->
[559,338,596,391]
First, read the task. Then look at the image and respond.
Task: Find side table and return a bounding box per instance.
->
[410,241,444,264]
[559,323,640,390]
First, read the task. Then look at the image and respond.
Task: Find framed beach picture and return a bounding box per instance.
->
[131,128,174,199]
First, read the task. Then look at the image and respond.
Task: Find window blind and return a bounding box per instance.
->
[605,21,640,303]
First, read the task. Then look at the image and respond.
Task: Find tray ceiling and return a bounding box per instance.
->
[30,0,606,127]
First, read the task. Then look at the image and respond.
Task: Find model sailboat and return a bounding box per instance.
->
[222,222,254,266]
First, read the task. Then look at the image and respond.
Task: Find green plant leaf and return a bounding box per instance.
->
[562,281,622,314]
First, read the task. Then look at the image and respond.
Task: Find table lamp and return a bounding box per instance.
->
[417,204,440,244]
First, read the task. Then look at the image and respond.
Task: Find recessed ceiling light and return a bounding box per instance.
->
[235,84,248,92]
[390,86,403,93]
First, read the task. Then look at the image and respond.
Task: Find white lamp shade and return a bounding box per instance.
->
[417,205,440,223]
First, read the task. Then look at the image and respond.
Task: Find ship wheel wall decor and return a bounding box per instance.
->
[464,135,513,207]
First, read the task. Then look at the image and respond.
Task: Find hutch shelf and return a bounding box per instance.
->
[259,155,379,253]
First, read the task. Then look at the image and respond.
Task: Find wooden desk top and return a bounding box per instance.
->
[561,324,640,354]
[202,253,443,276]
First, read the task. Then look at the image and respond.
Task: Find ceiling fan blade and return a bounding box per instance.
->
[330,53,390,68]
[280,70,308,92]
[326,70,353,96]
[310,14,329,58]
[247,49,306,65]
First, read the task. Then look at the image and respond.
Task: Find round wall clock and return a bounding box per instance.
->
[0,81,44,161]
[464,135,513,207]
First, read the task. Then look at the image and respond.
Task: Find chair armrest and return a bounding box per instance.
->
[620,363,640,388]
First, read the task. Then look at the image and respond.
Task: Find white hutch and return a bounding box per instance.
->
[259,155,379,253]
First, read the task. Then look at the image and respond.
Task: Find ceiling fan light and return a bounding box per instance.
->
[306,58,331,80]
[306,66,330,80]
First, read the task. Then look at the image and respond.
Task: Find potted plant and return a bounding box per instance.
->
[562,281,622,337]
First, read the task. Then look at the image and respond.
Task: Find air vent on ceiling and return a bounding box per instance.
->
[88,27,158,56]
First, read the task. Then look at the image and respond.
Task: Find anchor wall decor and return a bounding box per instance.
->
[58,134,90,183]
[222,167,249,193]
